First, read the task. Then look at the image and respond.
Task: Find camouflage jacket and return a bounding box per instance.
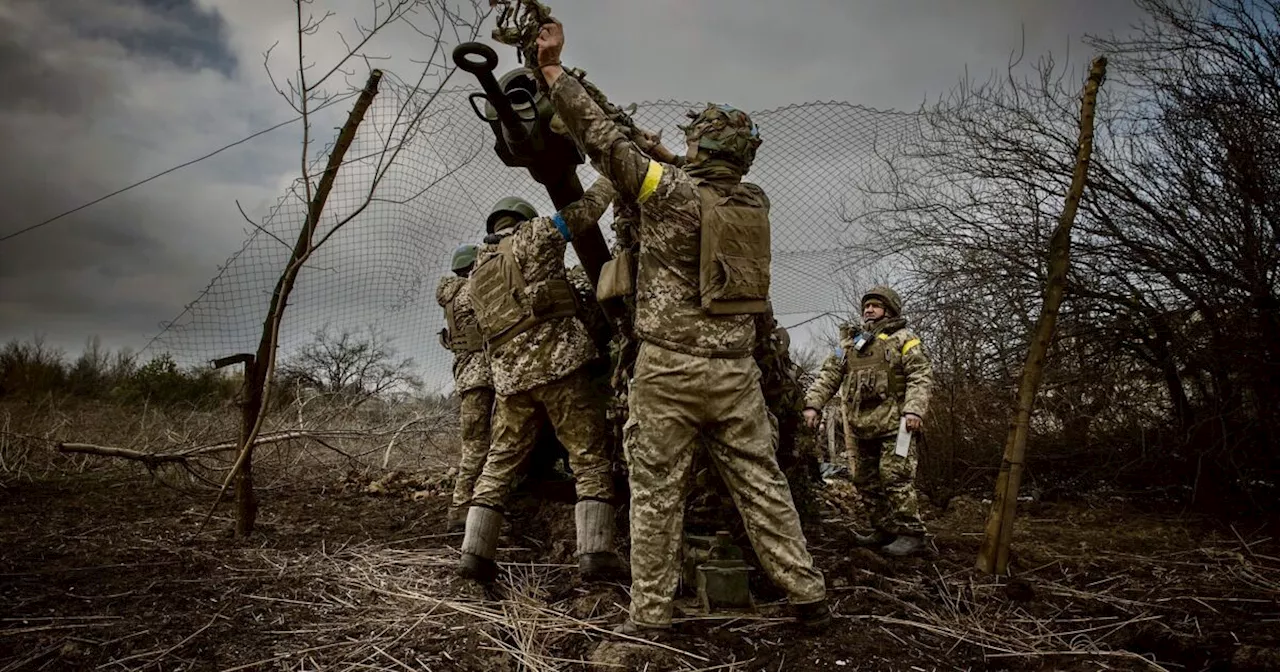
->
[804,317,933,439]
[566,264,611,360]
[550,76,755,359]
[474,179,616,396]
[436,276,493,393]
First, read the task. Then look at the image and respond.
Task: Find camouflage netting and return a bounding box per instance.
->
[142,77,921,392]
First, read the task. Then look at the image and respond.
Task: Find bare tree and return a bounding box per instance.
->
[845,0,1280,517]
[278,325,422,406]
[205,0,490,536]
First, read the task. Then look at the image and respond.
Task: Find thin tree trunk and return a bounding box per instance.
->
[977,56,1108,574]
[204,69,383,537]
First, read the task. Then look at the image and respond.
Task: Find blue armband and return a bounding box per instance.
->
[551,212,571,241]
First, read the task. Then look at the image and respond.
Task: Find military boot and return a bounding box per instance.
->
[575,499,630,582]
[457,506,503,583]
[852,529,891,547]
[611,619,671,641]
[881,534,926,558]
[793,599,833,631]
[446,505,468,533]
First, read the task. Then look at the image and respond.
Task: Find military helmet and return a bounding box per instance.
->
[680,103,762,171]
[861,285,903,317]
[485,196,538,233]
[450,243,479,272]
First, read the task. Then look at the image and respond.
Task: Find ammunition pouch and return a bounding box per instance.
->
[596,249,636,302]
[697,182,772,316]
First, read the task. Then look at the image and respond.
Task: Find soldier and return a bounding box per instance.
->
[803,286,934,557]
[457,181,628,584]
[437,244,495,532]
[536,20,830,634]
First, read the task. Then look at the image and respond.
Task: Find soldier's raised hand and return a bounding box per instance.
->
[803,408,821,429]
[536,19,564,67]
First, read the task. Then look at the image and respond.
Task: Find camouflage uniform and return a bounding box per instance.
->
[550,75,826,628]
[468,179,618,510]
[437,276,495,513]
[459,180,627,583]
[805,304,934,539]
[687,317,823,538]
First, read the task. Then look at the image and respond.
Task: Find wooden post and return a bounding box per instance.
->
[211,353,258,536]
[200,69,384,538]
[976,56,1108,574]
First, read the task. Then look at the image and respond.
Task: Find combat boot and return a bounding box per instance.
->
[793,599,833,631]
[880,534,925,558]
[611,619,671,641]
[457,506,503,583]
[576,499,630,582]
[446,505,468,532]
[852,529,891,547]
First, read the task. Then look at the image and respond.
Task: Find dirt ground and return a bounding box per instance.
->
[1,469,1277,671]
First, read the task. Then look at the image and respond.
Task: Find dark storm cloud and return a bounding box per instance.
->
[41,0,239,76]
[0,0,1153,384]
[0,0,280,356]
[0,11,119,114]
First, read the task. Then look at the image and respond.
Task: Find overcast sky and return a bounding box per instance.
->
[0,0,1148,390]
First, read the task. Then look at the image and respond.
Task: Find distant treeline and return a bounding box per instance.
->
[0,337,238,408]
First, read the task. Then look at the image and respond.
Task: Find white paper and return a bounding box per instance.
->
[894,415,912,457]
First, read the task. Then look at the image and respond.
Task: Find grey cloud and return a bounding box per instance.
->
[0,0,283,359]
[1,0,1156,388]
[44,0,239,76]
[0,8,121,114]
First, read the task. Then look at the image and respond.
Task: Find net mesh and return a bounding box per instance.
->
[142,78,921,392]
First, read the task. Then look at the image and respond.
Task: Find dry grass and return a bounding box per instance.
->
[2,399,1278,671]
[0,395,459,494]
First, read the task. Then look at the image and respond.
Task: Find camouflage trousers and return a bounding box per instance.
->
[470,368,614,510]
[852,434,927,535]
[451,386,495,508]
[623,342,826,627]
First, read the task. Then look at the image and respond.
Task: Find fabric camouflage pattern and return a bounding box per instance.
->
[451,386,495,507]
[754,316,824,525]
[622,343,826,626]
[551,75,825,626]
[468,368,614,509]
[853,434,926,535]
[686,314,823,535]
[805,317,933,438]
[681,103,763,170]
[550,76,755,359]
[436,276,493,393]
[804,315,934,535]
[475,178,616,396]
[565,264,612,360]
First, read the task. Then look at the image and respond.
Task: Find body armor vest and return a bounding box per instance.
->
[442,287,484,354]
[470,236,579,349]
[842,333,905,411]
[695,181,771,316]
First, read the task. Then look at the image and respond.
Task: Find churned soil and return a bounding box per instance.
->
[1,471,1277,671]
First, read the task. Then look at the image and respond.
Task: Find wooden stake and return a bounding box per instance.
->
[976,55,1108,574]
[196,69,384,538]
